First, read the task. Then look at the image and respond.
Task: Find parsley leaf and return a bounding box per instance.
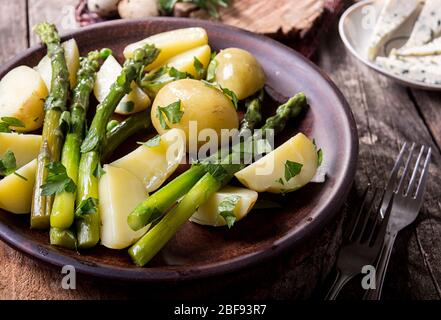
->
[0,117,25,133]
[284,160,303,181]
[218,195,241,228]
[156,100,184,129]
[193,57,205,79]
[206,52,218,82]
[75,197,99,218]
[276,177,284,185]
[40,162,76,196]
[143,134,161,148]
[0,150,17,176]
[222,87,238,109]
[317,149,323,167]
[169,67,191,80]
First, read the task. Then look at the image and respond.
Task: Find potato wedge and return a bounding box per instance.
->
[0,66,47,132]
[234,133,318,193]
[94,55,151,115]
[110,128,186,193]
[0,159,37,214]
[162,44,211,79]
[35,38,80,90]
[0,133,41,168]
[190,186,258,227]
[99,165,150,249]
[123,27,208,70]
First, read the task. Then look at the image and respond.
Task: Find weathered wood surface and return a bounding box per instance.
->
[219,0,325,37]
[316,21,441,300]
[0,0,440,300]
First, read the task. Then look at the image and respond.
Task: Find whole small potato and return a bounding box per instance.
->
[87,0,119,17]
[118,0,159,19]
[214,48,266,100]
[151,79,239,147]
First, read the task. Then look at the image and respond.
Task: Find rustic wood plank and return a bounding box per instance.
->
[410,90,441,152]
[315,23,441,300]
[0,1,28,58]
[218,0,325,37]
[28,0,80,46]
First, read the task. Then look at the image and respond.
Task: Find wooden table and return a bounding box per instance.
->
[0,1,440,300]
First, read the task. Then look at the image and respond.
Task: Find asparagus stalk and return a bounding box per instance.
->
[51,49,111,231]
[129,93,307,266]
[31,23,70,229]
[76,44,160,249]
[102,111,152,161]
[50,228,77,250]
[239,89,264,134]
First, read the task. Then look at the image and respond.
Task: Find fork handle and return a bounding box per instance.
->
[363,231,398,300]
[325,271,354,300]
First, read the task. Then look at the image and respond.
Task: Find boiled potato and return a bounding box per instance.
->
[118,0,159,19]
[235,133,318,193]
[213,48,265,100]
[94,55,151,115]
[0,133,41,168]
[123,27,208,70]
[0,66,47,132]
[162,45,211,79]
[99,165,150,249]
[190,186,258,227]
[0,159,37,214]
[35,38,80,90]
[151,79,239,146]
[111,128,186,193]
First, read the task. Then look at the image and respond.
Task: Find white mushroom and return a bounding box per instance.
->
[118,0,160,19]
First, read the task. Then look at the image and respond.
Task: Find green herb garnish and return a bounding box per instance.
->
[156,100,184,129]
[206,53,218,82]
[75,197,99,218]
[218,194,241,228]
[284,160,303,182]
[0,150,17,176]
[40,162,76,196]
[143,134,162,148]
[0,117,25,133]
[193,57,205,78]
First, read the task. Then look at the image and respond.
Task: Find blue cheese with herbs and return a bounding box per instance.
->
[394,37,441,56]
[399,0,441,50]
[376,55,441,84]
[367,0,420,60]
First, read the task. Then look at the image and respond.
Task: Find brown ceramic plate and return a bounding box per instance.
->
[0,18,357,282]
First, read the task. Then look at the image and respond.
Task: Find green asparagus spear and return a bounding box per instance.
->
[76,44,160,249]
[50,228,77,250]
[129,173,221,266]
[129,93,307,266]
[102,111,152,162]
[51,49,111,231]
[31,23,70,229]
[239,90,264,134]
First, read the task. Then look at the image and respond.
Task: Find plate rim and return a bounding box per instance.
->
[0,17,358,282]
[339,0,441,92]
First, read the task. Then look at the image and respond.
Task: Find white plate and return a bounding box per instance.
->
[339,0,441,91]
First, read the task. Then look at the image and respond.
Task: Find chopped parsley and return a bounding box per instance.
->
[75,197,99,218]
[218,195,241,228]
[40,162,76,196]
[0,117,25,133]
[156,100,184,129]
[284,160,303,182]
